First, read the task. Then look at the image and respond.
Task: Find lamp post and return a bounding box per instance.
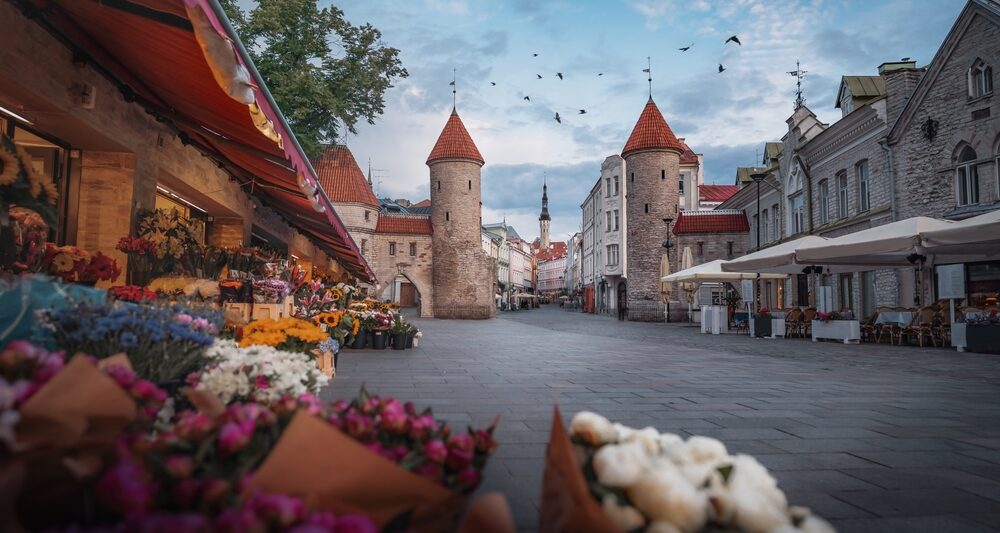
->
[750,172,768,311]
[662,217,674,323]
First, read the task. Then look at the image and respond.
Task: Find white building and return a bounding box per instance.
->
[538,255,567,294]
[597,155,627,314]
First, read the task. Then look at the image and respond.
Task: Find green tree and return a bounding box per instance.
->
[220,0,407,158]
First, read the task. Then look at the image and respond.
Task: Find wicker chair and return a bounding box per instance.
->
[901,306,939,347]
[784,308,802,338]
[880,307,913,345]
[860,308,883,343]
[800,307,818,338]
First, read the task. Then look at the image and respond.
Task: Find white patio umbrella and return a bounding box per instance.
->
[722,236,832,273]
[662,259,786,283]
[794,217,956,266]
[922,209,1000,257]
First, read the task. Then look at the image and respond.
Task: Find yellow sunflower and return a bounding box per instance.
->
[329,287,344,302]
[0,144,20,186]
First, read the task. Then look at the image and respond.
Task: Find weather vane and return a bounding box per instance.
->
[788,60,807,110]
[643,56,652,97]
[449,68,457,110]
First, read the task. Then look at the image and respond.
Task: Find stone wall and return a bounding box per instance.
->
[624,149,680,316]
[429,159,495,319]
[891,12,1000,221]
[373,233,433,317]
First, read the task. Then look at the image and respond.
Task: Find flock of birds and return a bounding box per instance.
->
[459,35,743,125]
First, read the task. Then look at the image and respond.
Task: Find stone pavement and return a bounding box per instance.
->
[323,305,1000,532]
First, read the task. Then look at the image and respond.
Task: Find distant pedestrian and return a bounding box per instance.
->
[618,304,626,321]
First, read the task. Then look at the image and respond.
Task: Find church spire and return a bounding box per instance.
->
[539,176,550,221]
[538,175,551,249]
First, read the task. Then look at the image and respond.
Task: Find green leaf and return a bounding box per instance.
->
[717,463,734,484]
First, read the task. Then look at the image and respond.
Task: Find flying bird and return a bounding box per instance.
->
[554,112,561,124]
[598,73,604,76]
[556,72,564,80]
[718,64,726,73]
[679,43,693,52]
[578,109,587,114]
[725,35,741,45]
[523,96,531,101]
[533,53,539,57]
[448,80,455,86]
[536,74,543,79]
[490,81,496,86]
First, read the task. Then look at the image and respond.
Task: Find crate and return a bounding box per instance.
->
[315,351,335,378]
[222,303,251,323]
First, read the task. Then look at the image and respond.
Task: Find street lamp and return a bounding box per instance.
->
[750,172,768,313]
[662,217,674,322]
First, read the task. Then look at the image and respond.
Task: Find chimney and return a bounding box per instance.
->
[881,59,924,126]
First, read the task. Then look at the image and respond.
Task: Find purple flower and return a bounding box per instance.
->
[423,439,448,463]
[94,458,155,517]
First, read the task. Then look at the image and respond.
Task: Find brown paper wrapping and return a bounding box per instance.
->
[538,406,619,533]
[251,411,467,532]
[9,354,138,530]
[458,492,516,533]
[184,387,227,419]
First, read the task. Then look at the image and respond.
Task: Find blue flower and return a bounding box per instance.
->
[120,331,138,348]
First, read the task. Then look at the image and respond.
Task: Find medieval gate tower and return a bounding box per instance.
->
[426,108,496,319]
[622,97,683,317]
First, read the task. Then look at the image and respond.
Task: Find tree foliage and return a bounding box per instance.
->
[220,0,407,158]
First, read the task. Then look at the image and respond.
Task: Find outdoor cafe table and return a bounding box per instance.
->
[875,311,914,326]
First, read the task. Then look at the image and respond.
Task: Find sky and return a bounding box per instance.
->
[332,0,965,243]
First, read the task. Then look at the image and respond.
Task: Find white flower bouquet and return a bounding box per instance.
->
[540,408,834,533]
[189,339,329,405]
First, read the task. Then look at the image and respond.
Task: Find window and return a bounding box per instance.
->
[612,210,619,231]
[957,146,980,206]
[837,171,849,218]
[969,59,993,98]
[762,209,769,244]
[389,241,396,256]
[409,242,417,256]
[726,242,734,258]
[790,194,804,234]
[661,169,665,180]
[679,177,685,195]
[468,180,471,190]
[771,204,780,240]
[818,179,830,224]
[839,274,854,310]
[697,241,704,255]
[364,210,370,222]
[630,172,634,183]
[613,175,619,195]
[606,211,612,232]
[856,160,870,212]
[607,244,619,266]
[644,204,649,214]
[437,180,441,190]
[446,211,450,221]
[606,177,611,197]
[361,239,368,255]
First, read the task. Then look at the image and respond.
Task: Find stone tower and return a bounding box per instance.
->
[427,108,496,319]
[539,178,551,249]
[621,97,684,318]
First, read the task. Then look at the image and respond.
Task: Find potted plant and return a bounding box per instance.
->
[366,311,392,350]
[390,316,409,351]
[752,307,772,338]
[406,324,418,348]
[967,310,1000,354]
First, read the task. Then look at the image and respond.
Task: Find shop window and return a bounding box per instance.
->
[967,262,1000,307]
[839,274,854,310]
[957,146,980,206]
[389,241,396,256]
[409,242,416,256]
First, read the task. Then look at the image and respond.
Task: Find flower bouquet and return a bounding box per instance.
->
[189,339,329,405]
[816,311,841,322]
[294,279,338,319]
[253,278,291,304]
[0,134,58,228]
[109,284,158,303]
[239,317,329,354]
[180,244,227,280]
[45,303,221,384]
[540,407,833,533]
[3,207,48,274]
[116,235,161,287]
[757,307,770,317]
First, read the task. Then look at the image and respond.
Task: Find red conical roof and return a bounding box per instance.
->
[313,145,378,207]
[622,98,684,157]
[426,109,484,166]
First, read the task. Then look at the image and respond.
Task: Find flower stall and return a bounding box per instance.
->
[811,311,861,344]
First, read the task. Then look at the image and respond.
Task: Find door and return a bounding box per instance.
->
[399,282,417,307]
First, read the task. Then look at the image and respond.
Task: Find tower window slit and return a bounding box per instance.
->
[446,212,450,221]
[468,180,471,190]
[437,181,441,190]
[661,169,665,180]
[644,204,649,213]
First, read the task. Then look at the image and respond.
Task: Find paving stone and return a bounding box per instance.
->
[324,306,1000,530]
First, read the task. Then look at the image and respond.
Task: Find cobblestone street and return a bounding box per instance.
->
[324,306,1000,532]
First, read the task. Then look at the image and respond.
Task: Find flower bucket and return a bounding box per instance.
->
[406,335,414,349]
[392,333,408,350]
[351,330,368,350]
[369,329,388,350]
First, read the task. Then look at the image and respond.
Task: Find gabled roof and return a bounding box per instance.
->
[889,0,1000,143]
[412,199,431,208]
[763,142,783,163]
[736,167,768,187]
[699,184,740,203]
[835,75,886,109]
[427,109,484,165]
[673,210,749,234]
[533,240,567,261]
[375,214,432,235]
[622,98,685,157]
[313,145,379,207]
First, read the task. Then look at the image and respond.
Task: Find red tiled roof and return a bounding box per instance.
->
[427,110,484,165]
[532,241,567,261]
[679,141,699,165]
[699,185,740,203]
[672,210,749,234]
[312,145,378,207]
[412,199,431,208]
[376,215,433,235]
[622,98,685,157]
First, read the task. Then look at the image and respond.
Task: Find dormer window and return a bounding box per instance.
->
[969,59,993,98]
